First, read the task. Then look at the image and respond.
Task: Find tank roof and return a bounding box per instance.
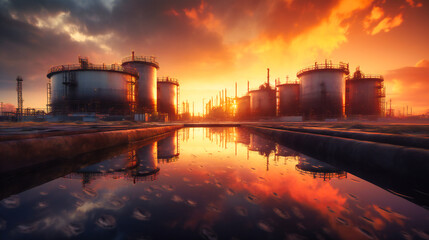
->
[47,57,139,78]
[122,55,159,69]
[157,77,179,86]
[297,61,349,77]
[347,70,383,81]
[276,82,300,87]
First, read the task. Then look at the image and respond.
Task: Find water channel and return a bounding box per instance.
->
[0,128,428,239]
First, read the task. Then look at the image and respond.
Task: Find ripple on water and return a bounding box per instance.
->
[246,194,257,204]
[133,208,151,221]
[17,222,38,234]
[336,217,348,226]
[356,227,373,239]
[292,207,304,219]
[183,177,190,182]
[95,215,116,229]
[258,221,273,232]
[412,228,429,240]
[199,226,217,240]
[347,193,359,201]
[187,200,197,207]
[206,204,221,213]
[172,195,183,203]
[107,197,125,209]
[1,195,20,208]
[139,195,150,201]
[273,208,290,219]
[63,223,84,237]
[235,206,248,216]
[162,185,174,191]
[35,201,48,209]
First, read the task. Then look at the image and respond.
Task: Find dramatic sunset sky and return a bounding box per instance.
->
[0,0,428,115]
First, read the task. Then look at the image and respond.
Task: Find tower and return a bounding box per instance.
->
[16,76,23,120]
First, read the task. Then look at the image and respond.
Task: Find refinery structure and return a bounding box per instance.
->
[205,60,387,121]
[1,56,394,122]
[44,52,180,121]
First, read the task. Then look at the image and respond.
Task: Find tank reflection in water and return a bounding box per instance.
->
[0,128,428,240]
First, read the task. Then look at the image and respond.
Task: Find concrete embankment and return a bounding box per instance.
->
[258,124,429,149]
[0,125,182,173]
[246,125,429,180]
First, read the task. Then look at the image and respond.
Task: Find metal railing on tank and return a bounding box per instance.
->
[122,55,159,67]
[297,61,350,76]
[157,77,179,85]
[47,63,139,78]
[345,74,384,81]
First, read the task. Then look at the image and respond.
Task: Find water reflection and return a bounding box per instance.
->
[66,141,161,185]
[296,156,347,181]
[0,127,427,240]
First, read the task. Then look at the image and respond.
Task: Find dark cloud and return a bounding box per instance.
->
[0,0,424,109]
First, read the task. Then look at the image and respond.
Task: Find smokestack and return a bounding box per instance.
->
[235,82,237,98]
[267,68,270,86]
[247,81,249,93]
[225,88,228,110]
[132,51,135,61]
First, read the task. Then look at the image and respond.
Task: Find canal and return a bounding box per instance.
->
[0,127,428,239]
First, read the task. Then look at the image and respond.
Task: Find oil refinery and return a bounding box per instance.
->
[1,57,395,122]
[202,60,387,121]
[41,52,180,121]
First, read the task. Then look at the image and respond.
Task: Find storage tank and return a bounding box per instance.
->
[157,77,179,120]
[345,68,385,118]
[236,95,250,120]
[47,57,138,115]
[157,131,179,163]
[127,141,159,178]
[249,83,276,118]
[122,52,159,113]
[276,82,300,116]
[297,61,349,119]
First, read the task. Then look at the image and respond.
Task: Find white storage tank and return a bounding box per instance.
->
[122,52,159,113]
[276,83,300,116]
[157,77,179,120]
[249,83,276,118]
[345,68,385,118]
[47,57,138,115]
[297,61,349,119]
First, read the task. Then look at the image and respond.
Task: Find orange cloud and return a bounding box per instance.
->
[369,13,403,35]
[364,6,384,30]
[385,59,429,115]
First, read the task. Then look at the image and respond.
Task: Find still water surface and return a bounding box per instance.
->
[0,128,428,239]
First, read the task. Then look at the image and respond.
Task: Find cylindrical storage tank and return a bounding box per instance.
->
[122,52,159,113]
[276,83,300,116]
[236,95,250,120]
[297,61,349,120]
[249,84,276,118]
[134,141,158,175]
[157,132,179,162]
[346,69,385,118]
[157,77,179,120]
[47,57,138,115]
